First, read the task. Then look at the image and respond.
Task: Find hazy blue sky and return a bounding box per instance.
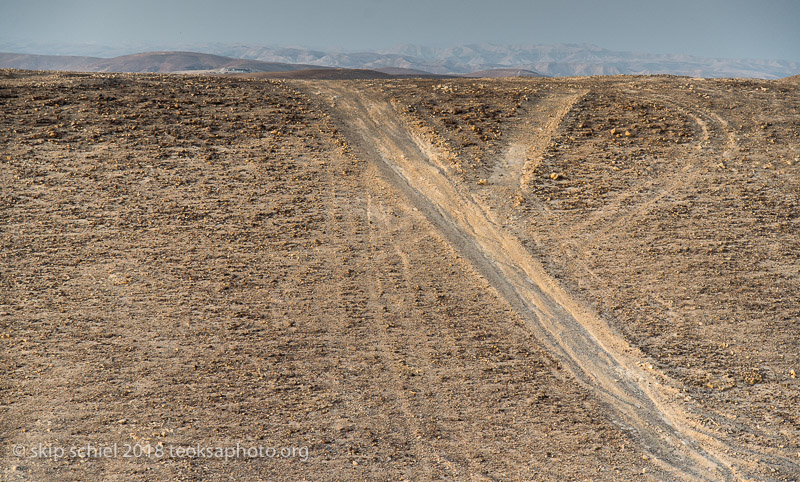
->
[1,0,799,61]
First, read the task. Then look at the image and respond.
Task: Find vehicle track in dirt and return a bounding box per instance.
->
[305,82,738,480]
[4,71,797,481]
[557,89,732,242]
[474,85,800,478]
[489,91,586,190]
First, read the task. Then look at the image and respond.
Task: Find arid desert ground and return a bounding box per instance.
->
[1,70,799,480]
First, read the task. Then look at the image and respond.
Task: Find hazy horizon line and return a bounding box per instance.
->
[1,40,798,64]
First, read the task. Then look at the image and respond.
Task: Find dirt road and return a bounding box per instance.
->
[305,82,738,479]
[2,71,798,480]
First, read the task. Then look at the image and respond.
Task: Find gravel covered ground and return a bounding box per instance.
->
[1,70,798,480]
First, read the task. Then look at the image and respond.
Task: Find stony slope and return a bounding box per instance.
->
[1,70,798,480]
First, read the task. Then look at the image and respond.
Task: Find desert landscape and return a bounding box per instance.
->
[1,69,799,480]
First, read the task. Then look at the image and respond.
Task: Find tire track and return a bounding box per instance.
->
[307,82,736,480]
[563,90,730,240]
[489,91,586,189]
[495,85,800,477]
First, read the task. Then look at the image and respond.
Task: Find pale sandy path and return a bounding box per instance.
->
[489,91,586,189]
[305,82,740,480]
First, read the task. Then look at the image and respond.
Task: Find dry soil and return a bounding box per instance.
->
[1,70,798,480]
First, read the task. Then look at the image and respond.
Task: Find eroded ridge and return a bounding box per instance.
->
[310,82,739,480]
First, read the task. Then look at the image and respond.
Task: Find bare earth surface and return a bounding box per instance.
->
[1,70,799,480]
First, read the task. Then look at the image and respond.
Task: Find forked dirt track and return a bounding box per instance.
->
[303,82,767,480]
[4,72,799,480]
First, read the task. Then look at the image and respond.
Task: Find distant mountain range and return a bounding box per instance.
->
[1,43,798,79]
[0,51,535,78]
[209,43,799,78]
[0,51,323,74]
